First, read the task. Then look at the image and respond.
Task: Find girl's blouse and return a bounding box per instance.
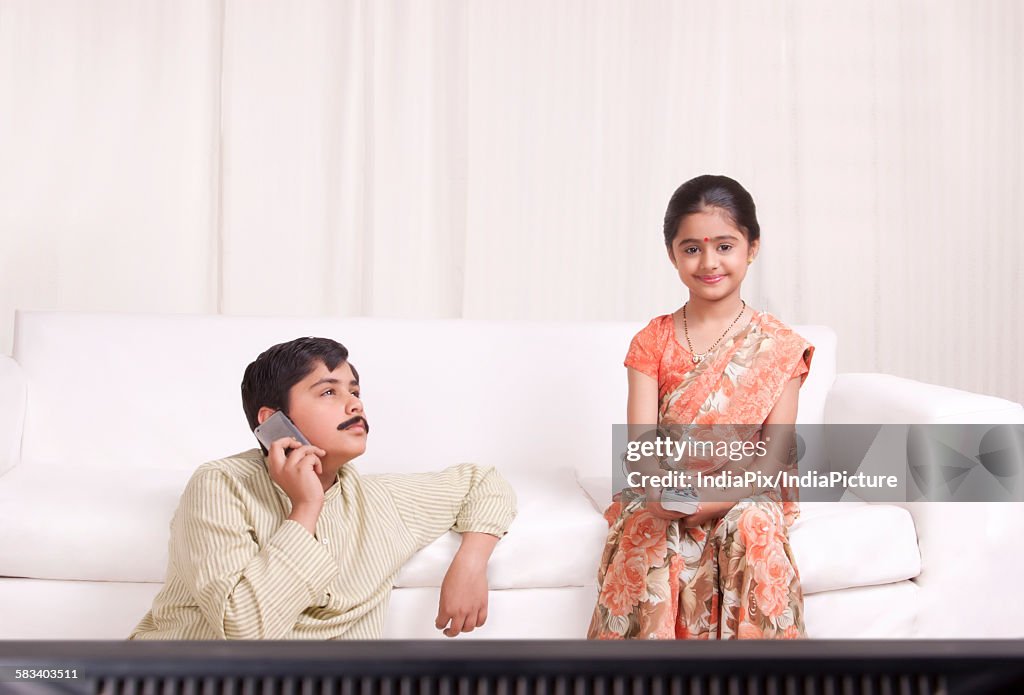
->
[624,311,813,426]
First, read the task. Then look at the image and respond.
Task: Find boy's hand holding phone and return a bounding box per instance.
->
[267,437,327,535]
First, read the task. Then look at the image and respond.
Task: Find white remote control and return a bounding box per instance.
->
[659,486,701,515]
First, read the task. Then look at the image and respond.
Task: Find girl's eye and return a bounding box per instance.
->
[684,246,699,254]
[322,389,335,397]
[719,244,733,252]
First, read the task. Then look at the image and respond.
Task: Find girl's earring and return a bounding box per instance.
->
[747,258,753,265]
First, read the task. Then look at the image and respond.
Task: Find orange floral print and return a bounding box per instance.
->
[622,510,670,566]
[599,548,650,617]
[738,622,764,639]
[738,505,777,563]
[603,500,623,527]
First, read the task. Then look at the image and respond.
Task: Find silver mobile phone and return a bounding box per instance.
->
[254,410,311,452]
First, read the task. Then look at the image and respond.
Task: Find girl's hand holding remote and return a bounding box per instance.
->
[679,501,735,528]
[642,485,692,521]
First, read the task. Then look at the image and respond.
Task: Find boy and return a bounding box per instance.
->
[129,337,516,639]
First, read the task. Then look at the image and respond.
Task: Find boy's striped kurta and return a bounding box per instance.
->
[129,449,517,640]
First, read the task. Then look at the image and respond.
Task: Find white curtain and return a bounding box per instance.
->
[0,1,220,315]
[1,0,1021,403]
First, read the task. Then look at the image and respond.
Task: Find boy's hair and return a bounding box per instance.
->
[663,174,761,248]
[240,336,359,434]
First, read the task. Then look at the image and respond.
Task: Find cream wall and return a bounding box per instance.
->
[1,0,1021,404]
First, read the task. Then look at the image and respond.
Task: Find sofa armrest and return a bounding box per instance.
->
[825,373,1024,637]
[0,355,26,478]
[891,501,1024,638]
[824,373,1024,425]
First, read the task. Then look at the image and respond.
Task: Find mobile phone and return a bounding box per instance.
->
[254,410,311,452]
[660,486,701,515]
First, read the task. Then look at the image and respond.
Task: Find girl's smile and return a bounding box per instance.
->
[668,209,758,303]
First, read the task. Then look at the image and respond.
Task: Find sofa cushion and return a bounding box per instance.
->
[788,501,921,594]
[395,468,608,589]
[0,576,919,640]
[0,462,607,590]
[0,463,191,583]
[803,580,918,638]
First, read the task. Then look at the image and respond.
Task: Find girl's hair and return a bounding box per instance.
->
[663,175,760,248]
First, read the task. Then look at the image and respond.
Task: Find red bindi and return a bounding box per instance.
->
[703,237,709,242]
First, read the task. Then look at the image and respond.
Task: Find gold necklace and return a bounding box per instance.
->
[682,299,747,364]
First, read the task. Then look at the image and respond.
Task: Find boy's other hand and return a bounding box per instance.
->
[268,437,327,511]
[435,556,488,638]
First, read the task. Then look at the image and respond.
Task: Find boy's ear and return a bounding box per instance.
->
[256,407,277,425]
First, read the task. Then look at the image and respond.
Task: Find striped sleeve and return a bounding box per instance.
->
[168,469,337,639]
[376,464,517,546]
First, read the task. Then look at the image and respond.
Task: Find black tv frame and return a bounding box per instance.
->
[1,640,1023,695]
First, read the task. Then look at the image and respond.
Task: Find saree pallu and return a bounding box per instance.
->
[586,311,814,640]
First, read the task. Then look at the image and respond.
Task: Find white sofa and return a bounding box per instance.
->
[1,311,1022,640]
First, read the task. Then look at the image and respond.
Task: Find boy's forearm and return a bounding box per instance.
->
[453,531,500,570]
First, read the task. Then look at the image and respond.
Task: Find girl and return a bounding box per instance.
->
[587,175,814,640]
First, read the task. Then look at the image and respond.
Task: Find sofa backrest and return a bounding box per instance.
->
[11,312,836,478]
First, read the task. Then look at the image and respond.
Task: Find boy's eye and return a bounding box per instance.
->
[323,388,360,398]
